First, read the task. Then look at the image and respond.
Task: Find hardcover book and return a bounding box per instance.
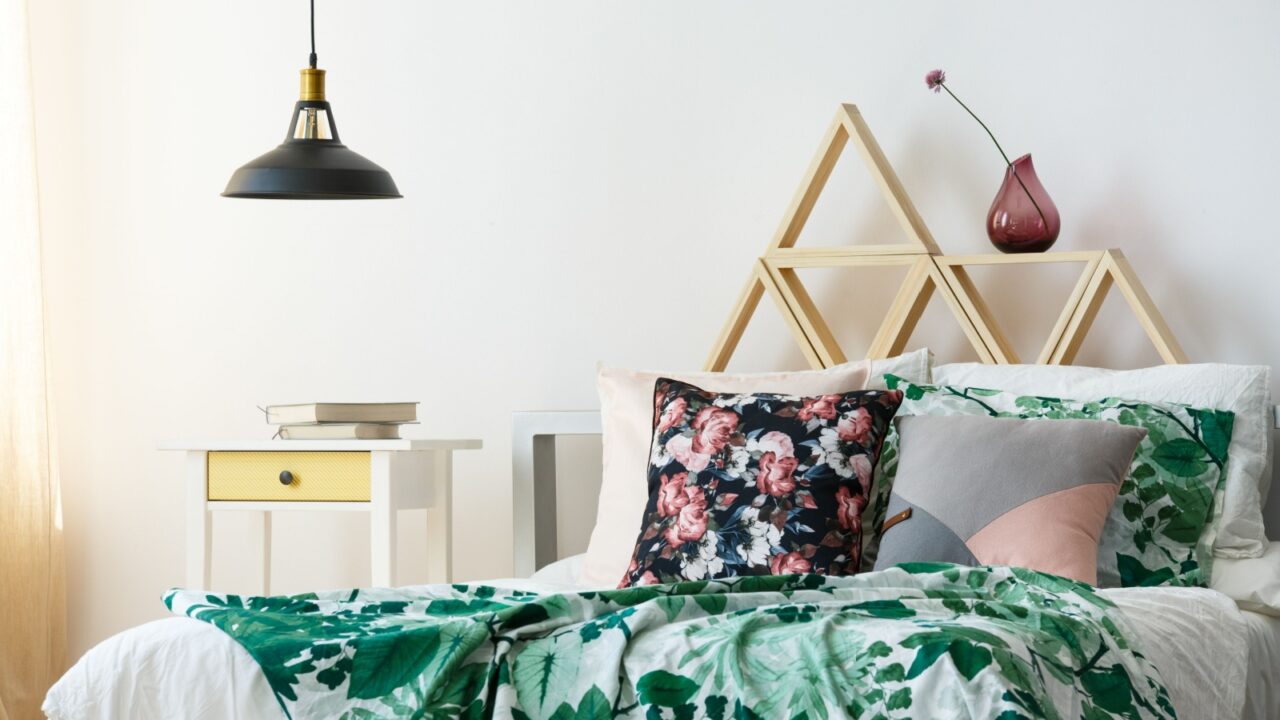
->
[278,423,406,440]
[265,402,418,425]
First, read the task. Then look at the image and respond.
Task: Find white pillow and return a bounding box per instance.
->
[933,362,1272,559]
[529,553,589,587]
[580,348,933,588]
[1212,542,1280,616]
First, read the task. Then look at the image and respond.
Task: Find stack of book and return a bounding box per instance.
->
[266,402,419,440]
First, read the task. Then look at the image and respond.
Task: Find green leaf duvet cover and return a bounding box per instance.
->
[165,564,1175,720]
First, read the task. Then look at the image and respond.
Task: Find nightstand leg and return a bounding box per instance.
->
[260,511,272,596]
[185,452,212,589]
[370,455,396,588]
[425,450,453,584]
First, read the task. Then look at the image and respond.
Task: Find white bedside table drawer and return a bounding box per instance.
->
[207,451,371,501]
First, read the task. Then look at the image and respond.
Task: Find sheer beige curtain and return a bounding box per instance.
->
[0,0,66,717]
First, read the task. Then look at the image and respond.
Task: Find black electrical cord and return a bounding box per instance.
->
[308,0,317,68]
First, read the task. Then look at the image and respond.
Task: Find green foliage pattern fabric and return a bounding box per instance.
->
[866,376,1232,588]
[165,564,1175,719]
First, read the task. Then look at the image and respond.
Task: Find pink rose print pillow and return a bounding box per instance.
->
[619,378,903,587]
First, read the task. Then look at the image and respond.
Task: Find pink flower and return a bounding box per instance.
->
[666,434,711,472]
[756,452,798,497]
[656,397,687,434]
[691,407,739,455]
[850,454,873,492]
[656,472,691,517]
[755,431,794,459]
[797,395,841,422]
[925,69,946,92]
[837,407,874,445]
[715,492,739,508]
[664,486,709,546]
[666,407,739,472]
[835,485,867,532]
[769,551,812,575]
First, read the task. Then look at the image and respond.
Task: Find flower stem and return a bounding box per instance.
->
[940,84,1047,227]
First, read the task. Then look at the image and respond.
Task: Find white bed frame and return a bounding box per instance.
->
[511,411,602,577]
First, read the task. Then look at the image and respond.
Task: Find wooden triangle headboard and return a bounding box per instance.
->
[705,103,1186,370]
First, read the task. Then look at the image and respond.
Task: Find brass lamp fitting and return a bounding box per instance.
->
[299,68,326,101]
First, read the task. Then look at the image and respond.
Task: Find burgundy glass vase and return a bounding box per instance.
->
[986,153,1060,253]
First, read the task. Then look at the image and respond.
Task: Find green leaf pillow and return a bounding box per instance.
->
[866,375,1234,588]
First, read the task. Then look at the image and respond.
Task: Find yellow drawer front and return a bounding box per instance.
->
[207,451,371,501]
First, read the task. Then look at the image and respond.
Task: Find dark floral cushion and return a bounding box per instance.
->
[619,378,903,587]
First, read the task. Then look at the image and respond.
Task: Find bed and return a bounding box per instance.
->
[44,408,1280,719]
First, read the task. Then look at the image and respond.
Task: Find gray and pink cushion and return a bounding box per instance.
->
[872,415,1146,584]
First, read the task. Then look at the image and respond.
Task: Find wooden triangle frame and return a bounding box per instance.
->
[931,251,1106,365]
[1043,248,1187,364]
[706,105,1186,370]
[764,103,940,258]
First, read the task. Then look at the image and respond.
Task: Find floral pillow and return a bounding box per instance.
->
[867,375,1234,588]
[618,378,903,587]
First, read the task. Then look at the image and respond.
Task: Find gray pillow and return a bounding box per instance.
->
[873,415,1146,584]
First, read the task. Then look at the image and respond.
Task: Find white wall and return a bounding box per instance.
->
[27,0,1280,659]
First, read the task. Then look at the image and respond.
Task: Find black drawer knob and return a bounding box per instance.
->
[279,470,295,486]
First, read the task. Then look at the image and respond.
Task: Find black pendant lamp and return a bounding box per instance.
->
[223,0,400,199]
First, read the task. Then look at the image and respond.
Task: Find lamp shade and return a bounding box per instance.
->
[223,81,401,199]
[222,142,401,200]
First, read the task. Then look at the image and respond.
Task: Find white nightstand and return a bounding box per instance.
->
[161,439,481,592]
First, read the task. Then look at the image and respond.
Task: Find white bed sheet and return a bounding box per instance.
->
[44,559,1270,719]
[1239,608,1280,720]
[1098,586,1249,720]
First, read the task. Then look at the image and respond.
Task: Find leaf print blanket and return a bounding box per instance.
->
[164,564,1176,720]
